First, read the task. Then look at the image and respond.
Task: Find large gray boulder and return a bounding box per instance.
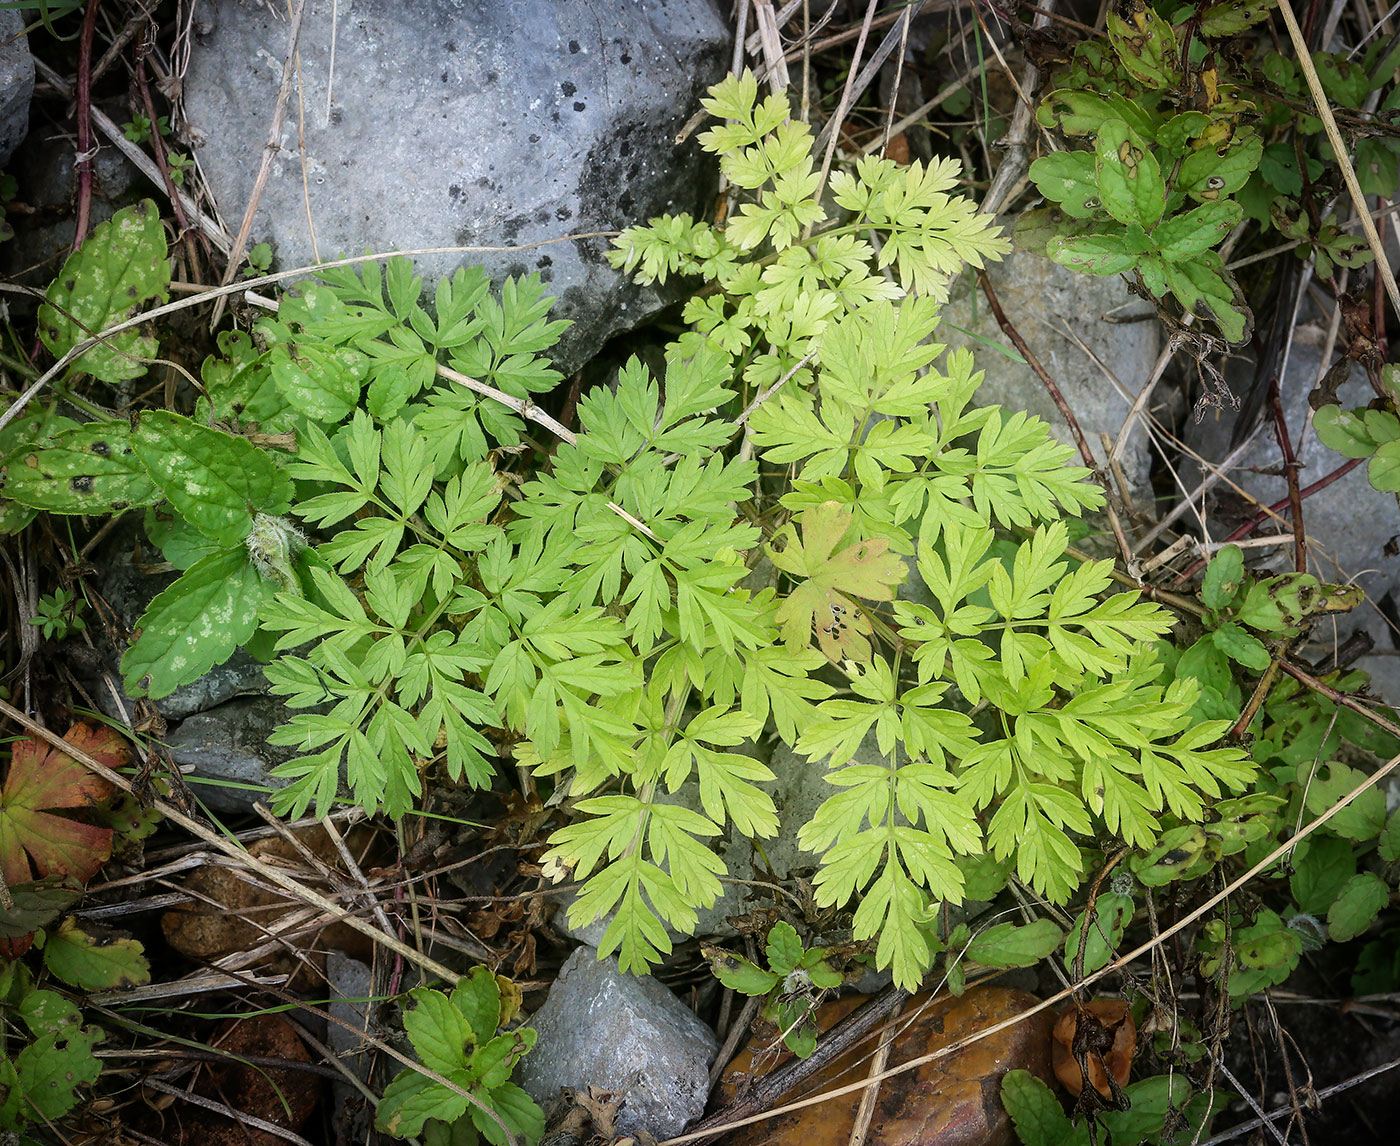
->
[0,10,33,167]
[1187,337,1400,702]
[515,947,717,1139]
[183,0,729,374]
[938,242,1160,503]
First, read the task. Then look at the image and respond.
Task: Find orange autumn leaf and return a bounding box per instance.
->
[0,722,126,886]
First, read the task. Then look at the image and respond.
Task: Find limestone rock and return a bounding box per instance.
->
[515,947,717,1139]
[182,0,728,374]
[0,10,33,167]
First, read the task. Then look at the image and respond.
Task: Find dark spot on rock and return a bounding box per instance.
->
[573,101,586,112]
[568,39,580,53]
[619,193,635,214]
[89,440,110,457]
[535,208,551,224]
[561,81,576,97]
[485,70,498,84]
[330,107,343,126]
[445,39,456,52]
[620,52,632,64]
[441,70,449,83]
[555,206,573,221]
[551,111,561,124]
[501,214,529,242]
[449,183,464,202]
[619,141,631,158]
[627,162,640,180]
[70,475,93,493]
[528,133,541,143]
[536,255,552,268]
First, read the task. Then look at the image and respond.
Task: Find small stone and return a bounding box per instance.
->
[515,947,718,1139]
[719,986,1054,1146]
[165,697,296,813]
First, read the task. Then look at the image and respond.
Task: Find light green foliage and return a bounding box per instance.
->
[37,200,171,381]
[1002,1068,1221,1146]
[703,921,844,1058]
[0,960,109,1133]
[374,968,544,1146]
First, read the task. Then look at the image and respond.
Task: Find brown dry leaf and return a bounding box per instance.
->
[718,987,1054,1146]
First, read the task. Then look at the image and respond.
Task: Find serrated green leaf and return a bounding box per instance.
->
[1177,134,1263,203]
[706,948,781,995]
[1106,4,1182,88]
[1381,810,1400,862]
[1200,0,1275,35]
[965,918,1063,968]
[1028,151,1104,219]
[37,200,170,382]
[1001,1069,1079,1146]
[1302,761,1387,841]
[1202,544,1246,609]
[121,548,273,698]
[376,1068,471,1139]
[2,421,159,515]
[270,340,367,423]
[1314,406,1380,458]
[1160,255,1250,342]
[1095,120,1166,227]
[14,1025,102,1121]
[1329,871,1389,941]
[1210,621,1271,671]
[1152,200,1242,262]
[42,918,150,990]
[1046,231,1138,276]
[1064,892,1133,976]
[1370,439,1400,492]
[132,412,292,546]
[1290,833,1354,915]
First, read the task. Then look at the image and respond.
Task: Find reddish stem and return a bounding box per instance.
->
[1268,379,1307,574]
[69,0,101,252]
[1172,456,1364,584]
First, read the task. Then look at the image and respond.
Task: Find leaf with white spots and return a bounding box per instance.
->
[1,420,159,515]
[121,547,275,699]
[38,199,171,383]
[132,412,292,546]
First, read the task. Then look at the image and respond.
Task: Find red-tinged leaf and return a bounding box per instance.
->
[769,502,907,662]
[0,723,123,886]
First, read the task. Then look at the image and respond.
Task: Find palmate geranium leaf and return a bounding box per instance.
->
[0,723,124,886]
[768,501,908,661]
[43,918,151,991]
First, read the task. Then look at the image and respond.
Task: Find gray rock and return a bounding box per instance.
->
[1188,338,1400,608]
[516,947,717,1139]
[183,0,728,374]
[0,10,33,167]
[166,696,296,813]
[326,951,374,1143]
[939,243,1160,502]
